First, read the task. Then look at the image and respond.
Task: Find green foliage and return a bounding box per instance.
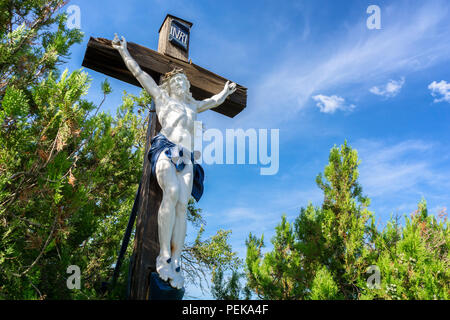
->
[0,0,240,300]
[360,200,449,300]
[183,223,241,294]
[309,267,339,300]
[211,267,251,300]
[0,0,83,96]
[245,142,449,300]
[0,65,145,299]
[246,215,306,299]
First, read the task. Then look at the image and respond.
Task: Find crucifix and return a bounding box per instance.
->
[82,14,247,299]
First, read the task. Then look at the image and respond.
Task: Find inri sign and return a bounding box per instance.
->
[169,20,190,51]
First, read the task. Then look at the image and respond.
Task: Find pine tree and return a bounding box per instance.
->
[246,142,375,299]
[211,267,251,300]
[361,200,449,300]
[245,142,448,300]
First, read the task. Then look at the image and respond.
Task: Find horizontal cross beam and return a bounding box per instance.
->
[82,37,247,118]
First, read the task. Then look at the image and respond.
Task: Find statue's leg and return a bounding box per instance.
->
[154,152,179,282]
[169,162,193,289]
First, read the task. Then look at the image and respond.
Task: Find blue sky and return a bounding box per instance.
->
[62,0,450,298]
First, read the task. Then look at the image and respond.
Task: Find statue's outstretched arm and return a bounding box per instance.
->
[197,81,237,113]
[112,34,161,99]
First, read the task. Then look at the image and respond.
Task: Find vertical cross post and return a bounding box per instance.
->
[129,107,162,299]
[129,14,193,300]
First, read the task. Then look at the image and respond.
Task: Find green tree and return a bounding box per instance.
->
[0,0,240,299]
[245,142,449,300]
[246,142,375,299]
[211,267,251,300]
[0,0,82,96]
[360,200,449,300]
[181,199,241,295]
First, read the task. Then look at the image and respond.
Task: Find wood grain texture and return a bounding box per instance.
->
[158,15,190,62]
[129,112,162,300]
[82,37,247,118]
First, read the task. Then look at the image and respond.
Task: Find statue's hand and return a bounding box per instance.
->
[112,33,127,53]
[224,81,237,96]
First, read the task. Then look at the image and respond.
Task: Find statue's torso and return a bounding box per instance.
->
[155,94,197,153]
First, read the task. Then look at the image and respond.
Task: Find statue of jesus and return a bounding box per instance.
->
[112,34,236,289]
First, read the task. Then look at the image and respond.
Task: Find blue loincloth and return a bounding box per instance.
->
[148,133,204,202]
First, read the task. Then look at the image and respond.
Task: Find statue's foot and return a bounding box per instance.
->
[169,265,184,289]
[156,256,175,282]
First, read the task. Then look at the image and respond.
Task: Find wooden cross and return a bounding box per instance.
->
[81,14,247,300]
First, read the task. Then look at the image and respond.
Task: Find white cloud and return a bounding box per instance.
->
[356,140,438,197]
[351,139,450,221]
[370,77,405,97]
[428,80,450,103]
[242,1,450,127]
[312,94,355,113]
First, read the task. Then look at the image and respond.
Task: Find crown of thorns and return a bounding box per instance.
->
[161,68,187,83]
